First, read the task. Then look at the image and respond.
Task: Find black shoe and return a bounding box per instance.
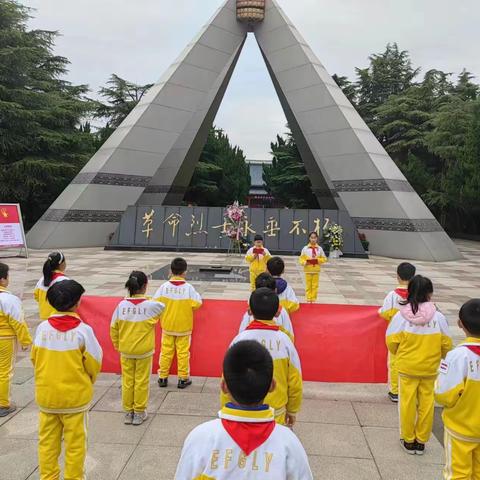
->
[177,378,192,389]
[0,404,16,417]
[158,378,168,388]
[415,441,425,455]
[400,440,417,455]
[388,392,399,403]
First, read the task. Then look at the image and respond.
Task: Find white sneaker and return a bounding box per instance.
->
[132,412,148,426]
[124,412,134,425]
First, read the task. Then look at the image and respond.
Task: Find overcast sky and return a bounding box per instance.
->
[25,0,479,160]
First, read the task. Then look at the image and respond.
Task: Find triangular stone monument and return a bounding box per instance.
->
[27,0,461,261]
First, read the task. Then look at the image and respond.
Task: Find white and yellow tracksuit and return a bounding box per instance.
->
[31,313,103,480]
[110,296,164,413]
[275,278,300,314]
[239,308,295,342]
[386,303,452,443]
[435,339,480,479]
[175,403,313,479]
[221,320,303,425]
[34,272,69,320]
[379,286,408,395]
[299,244,327,302]
[245,247,272,291]
[0,287,32,408]
[154,278,202,380]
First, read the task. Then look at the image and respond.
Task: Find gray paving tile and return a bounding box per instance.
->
[11,383,35,408]
[88,412,152,445]
[309,456,381,480]
[13,367,34,385]
[119,446,181,480]
[92,385,167,413]
[294,422,371,458]
[363,426,444,464]
[141,414,213,447]
[375,458,443,480]
[298,399,359,425]
[159,392,219,417]
[353,402,399,428]
[0,408,38,439]
[0,438,38,480]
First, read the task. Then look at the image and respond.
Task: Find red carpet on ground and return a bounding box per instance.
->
[79,296,387,383]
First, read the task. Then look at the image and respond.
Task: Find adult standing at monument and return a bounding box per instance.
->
[299,232,327,303]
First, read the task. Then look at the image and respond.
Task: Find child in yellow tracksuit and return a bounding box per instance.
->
[299,231,327,303]
[386,275,452,455]
[34,251,69,320]
[154,258,202,389]
[31,279,103,480]
[0,263,32,417]
[222,287,303,426]
[435,299,480,479]
[111,271,164,426]
[245,234,271,291]
[267,256,300,314]
[379,262,416,403]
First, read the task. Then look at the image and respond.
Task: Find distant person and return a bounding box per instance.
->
[31,280,102,479]
[34,251,69,319]
[154,258,202,389]
[379,262,417,403]
[299,232,327,303]
[110,271,164,425]
[245,234,271,291]
[175,340,313,479]
[239,273,294,341]
[222,288,302,426]
[386,275,452,455]
[0,262,32,417]
[435,299,480,479]
[267,256,300,314]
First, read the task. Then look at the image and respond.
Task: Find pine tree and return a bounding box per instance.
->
[0,0,95,228]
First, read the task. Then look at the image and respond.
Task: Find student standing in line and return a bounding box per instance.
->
[299,232,327,303]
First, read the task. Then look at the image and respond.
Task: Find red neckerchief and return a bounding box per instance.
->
[394,288,408,300]
[126,298,147,306]
[246,320,280,332]
[221,420,275,456]
[309,244,318,258]
[465,345,480,356]
[51,272,66,281]
[169,280,186,287]
[48,314,81,332]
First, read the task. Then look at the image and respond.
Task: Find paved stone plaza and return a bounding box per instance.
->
[1,239,479,479]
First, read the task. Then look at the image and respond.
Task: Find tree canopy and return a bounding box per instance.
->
[0,0,95,227]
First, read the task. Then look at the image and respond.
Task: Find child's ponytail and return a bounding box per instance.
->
[125,271,148,297]
[43,252,65,287]
[403,275,434,314]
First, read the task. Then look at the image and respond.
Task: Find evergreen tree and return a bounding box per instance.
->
[0,0,95,228]
[263,130,319,209]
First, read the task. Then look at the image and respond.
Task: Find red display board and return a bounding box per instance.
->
[0,204,27,256]
[79,296,387,383]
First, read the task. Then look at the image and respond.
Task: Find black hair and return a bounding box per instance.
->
[0,263,8,280]
[43,251,65,287]
[249,287,279,321]
[125,271,148,296]
[397,262,416,282]
[254,234,264,242]
[47,280,85,312]
[223,340,273,405]
[267,257,285,277]
[171,257,187,276]
[459,299,480,336]
[308,231,319,238]
[401,275,434,315]
[255,272,276,291]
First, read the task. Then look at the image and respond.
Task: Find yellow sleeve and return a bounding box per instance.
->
[245,254,255,264]
[190,287,202,311]
[385,316,403,355]
[299,253,308,266]
[282,300,300,315]
[317,256,327,265]
[110,322,119,351]
[441,335,453,359]
[379,309,397,322]
[30,344,37,367]
[286,362,303,415]
[6,297,32,347]
[386,333,401,355]
[435,353,465,408]
[33,288,40,303]
[82,327,103,384]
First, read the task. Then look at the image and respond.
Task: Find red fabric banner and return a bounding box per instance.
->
[78,296,387,383]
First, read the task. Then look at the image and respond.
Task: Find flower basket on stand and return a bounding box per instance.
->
[323,221,344,261]
[223,202,249,256]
